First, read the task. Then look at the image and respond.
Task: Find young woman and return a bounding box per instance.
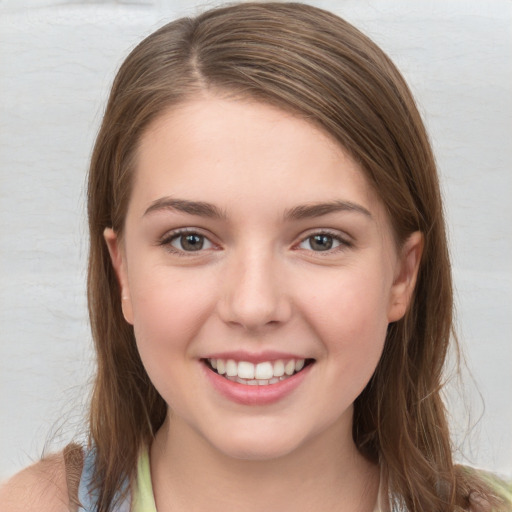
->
[1,2,510,511]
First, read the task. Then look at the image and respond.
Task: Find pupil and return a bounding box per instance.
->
[182,234,203,251]
[311,235,332,251]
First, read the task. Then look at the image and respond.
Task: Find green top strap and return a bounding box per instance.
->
[130,448,511,512]
[132,447,158,512]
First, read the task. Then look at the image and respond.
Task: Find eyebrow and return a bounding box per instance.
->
[283,200,372,221]
[143,197,372,221]
[143,197,227,219]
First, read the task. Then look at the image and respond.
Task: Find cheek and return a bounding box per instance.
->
[303,266,391,330]
[297,265,391,368]
[127,268,219,410]
[128,266,217,352]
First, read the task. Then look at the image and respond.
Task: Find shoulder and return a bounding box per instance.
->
[0,452,69,512]
[0,445,84,512]
[459,465,512,512]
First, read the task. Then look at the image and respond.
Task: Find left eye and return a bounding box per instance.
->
[298,234,344,252]
[169,233,213,252]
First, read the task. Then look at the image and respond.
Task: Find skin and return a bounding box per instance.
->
[0,454,69,512]
[0,96,490,512]
[104,95,423,512]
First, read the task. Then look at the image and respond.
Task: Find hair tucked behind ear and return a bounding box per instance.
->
[87,3,507,511]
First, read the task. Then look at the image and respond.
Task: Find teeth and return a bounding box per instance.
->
[255,362,273,380]
[226,359,237,377]
[207,357,307,385]
[237,361,255,379]
[284,360,295,376]
[273,360,285,377]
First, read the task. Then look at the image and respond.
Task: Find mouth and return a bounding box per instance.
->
[203,357,315,386]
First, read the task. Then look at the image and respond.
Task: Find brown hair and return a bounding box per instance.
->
[86,3,496,511]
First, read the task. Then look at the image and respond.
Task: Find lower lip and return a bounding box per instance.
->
[202,362,313,406]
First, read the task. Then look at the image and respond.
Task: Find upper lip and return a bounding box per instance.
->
[202,350,311,364]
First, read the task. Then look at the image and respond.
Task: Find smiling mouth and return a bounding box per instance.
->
[203,358,314,386]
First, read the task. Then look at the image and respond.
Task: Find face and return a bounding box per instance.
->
[105,96,422,461]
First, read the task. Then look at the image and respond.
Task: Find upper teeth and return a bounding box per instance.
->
[209,358,305,380]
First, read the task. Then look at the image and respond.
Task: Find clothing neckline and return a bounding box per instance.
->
[132,447,383,512]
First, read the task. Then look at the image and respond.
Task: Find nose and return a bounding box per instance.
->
[218,248,292,332]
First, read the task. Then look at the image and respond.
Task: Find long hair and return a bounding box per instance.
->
[87,3,489,510]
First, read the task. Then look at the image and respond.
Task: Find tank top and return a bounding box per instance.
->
[77,446,512,511]
[77,448,156,511]
[76,447,393,512]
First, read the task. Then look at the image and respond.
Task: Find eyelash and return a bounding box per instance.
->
[295,230,352,254]
[158,228,216,256]
[158,228,352,256]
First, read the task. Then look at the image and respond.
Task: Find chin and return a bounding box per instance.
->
[205,422,311,462]
[218,440,299,462]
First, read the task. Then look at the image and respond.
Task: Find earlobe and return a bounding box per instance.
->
[387,231,424,323]
[103,228,134,325]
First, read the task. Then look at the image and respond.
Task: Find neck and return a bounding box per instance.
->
[150,412,380,512]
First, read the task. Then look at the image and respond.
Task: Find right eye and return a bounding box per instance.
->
[159,229,215,254]
[169,232,213,252]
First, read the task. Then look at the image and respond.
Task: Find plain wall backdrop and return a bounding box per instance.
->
[1,0,511,479]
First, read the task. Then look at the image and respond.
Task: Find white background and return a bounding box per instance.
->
[1,0,511,479]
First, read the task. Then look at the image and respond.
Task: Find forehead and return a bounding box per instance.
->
[130,96,385,222]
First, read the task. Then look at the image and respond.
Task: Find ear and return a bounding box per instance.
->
[387,231,424,323]
[103,228,134,325]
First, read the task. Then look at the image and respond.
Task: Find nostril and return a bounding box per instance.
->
[217,267,292,330]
